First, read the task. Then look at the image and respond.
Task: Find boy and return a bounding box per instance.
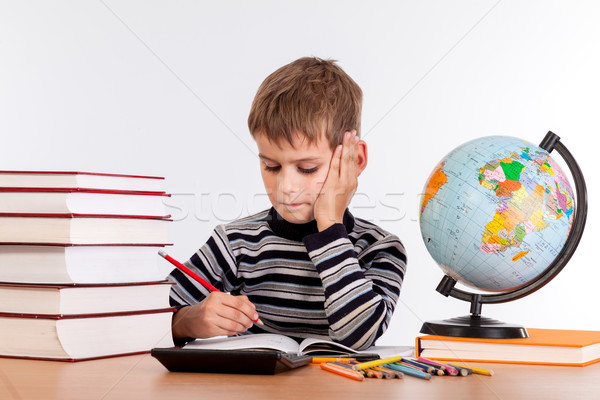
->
[168,57,407,350]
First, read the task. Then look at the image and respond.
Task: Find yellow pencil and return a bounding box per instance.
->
[352,356,403,370]
[448,363,494,376]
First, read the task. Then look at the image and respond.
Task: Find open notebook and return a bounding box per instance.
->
[183,333,413,359]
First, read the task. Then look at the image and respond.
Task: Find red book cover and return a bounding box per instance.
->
[0,212,172,220]
[0,171,165,180]
[0,280,173,290]
[0,187,169,196]
[0,171,166,193]
[0,307,177,320]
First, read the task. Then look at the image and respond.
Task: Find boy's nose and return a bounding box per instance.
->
[277,168,300,197]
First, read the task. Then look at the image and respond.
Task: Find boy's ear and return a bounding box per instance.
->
[357,140,368,177]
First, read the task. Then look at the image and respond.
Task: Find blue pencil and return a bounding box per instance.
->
[403,358,444,375]
[385,363,432,380]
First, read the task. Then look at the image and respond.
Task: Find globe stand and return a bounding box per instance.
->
[420,131,588,340]
[420,276,529,339]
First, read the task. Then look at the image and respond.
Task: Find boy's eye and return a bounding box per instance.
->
[264,164,281,173]
[263,163,319,175]
[298,166,319,175]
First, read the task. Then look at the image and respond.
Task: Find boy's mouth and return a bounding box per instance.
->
[282,203,304,207]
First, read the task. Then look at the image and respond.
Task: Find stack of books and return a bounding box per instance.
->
[0,171,175,361]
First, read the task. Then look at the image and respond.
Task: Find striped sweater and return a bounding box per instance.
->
[168,207,407,350]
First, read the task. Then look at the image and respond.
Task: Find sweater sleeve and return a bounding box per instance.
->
[167,224,239,308]
[303,223,407,350]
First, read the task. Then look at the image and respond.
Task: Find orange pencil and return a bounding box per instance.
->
[372,366,396,379]
[366,368,384,379]
[321,362,365,381]
[311,357,356,364]
[158,250,264,325]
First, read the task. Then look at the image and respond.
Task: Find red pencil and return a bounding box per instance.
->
[158,250,263,325]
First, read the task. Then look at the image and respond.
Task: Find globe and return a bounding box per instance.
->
[420,135,574,291]
[419,132,587,339]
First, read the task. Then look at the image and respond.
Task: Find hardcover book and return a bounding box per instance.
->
[0,308,175,361]
[0,245,168,284]
[0,213,170,245]
[0,188,170,216]
[0,171,165,192]
[416,328,600,366]
[0,281,173,315]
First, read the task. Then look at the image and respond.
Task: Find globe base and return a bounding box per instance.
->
[420,315,529,339]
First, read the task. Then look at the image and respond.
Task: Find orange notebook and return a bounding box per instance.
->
[415,328,600,367]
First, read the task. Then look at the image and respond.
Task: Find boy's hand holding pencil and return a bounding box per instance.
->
[160,251,263,340]
[171,292,260,339]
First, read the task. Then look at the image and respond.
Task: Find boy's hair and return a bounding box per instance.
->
[248,57,362,149]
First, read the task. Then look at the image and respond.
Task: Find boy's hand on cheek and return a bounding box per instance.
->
[172,292,258,339]
[314,130,360,232]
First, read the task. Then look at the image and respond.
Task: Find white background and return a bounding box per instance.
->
[1,1,598,346]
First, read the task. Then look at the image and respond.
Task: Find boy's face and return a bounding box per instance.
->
[255,133,333,225]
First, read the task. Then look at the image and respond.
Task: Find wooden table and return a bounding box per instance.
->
[1,353,599,400]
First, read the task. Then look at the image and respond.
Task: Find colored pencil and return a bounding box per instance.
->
[444,363,472,376]
[416,358,451,374]
[446,363,494,376]
[397,360,438,377]
[375,365,404,379]
[330,361,358,370]
[404,358,444,375]
[321,362,365,381]
[311,357,357,364]
[366,368,384,379]
[352,356,403,370]
[395,360,424,371]
[158,250,264,325]
[417,357,459,376]
[386,363,431,380]
[330,362,368,377]
[371,366,395,379]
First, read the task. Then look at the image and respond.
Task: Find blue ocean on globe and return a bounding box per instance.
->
[419,136,575,292]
